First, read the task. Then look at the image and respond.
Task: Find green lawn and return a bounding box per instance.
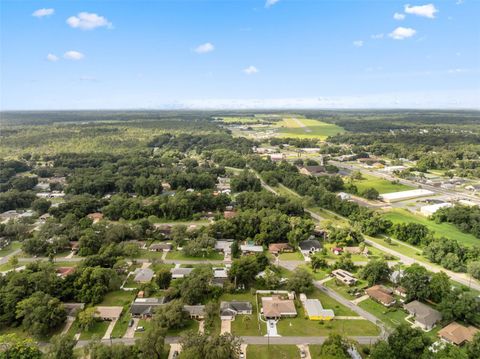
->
[165,250,224,261]
[276,118,344,140]
[358,299,408,329]
[98,290,136,307]
[324,279,368,301]
[309,289,357,316]
[220,292,266,336]
[276,302,379,336]
[351,174,413,194]
[278,251,304,261]
[166,320,199,336]
[297,264,329,281]
[384,208,480,247]
[0,241,21,256]
[247,345,299,359]
[79,320,109,340]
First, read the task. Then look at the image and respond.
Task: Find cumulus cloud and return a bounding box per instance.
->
[243,66,259,75]
[265,0,280,8]
[194,42,215,54]
[66,12,112,30]
[32,8,54,18]
[63,51,85,60]
[404,4,438,18]
[371,33,384,39]
[46,54,59,62]
[393,12,406,20]
[353,40,364,47]
[389,27,416,40]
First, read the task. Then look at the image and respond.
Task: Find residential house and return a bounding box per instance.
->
[300,296,334,321]
[268,243,293,255]
[183,305,205,319]
[170,267,194,279]
[337,192,351,201]
[130,298,166,318]
[224,211,236,219]
[299,166,325,177]
[298,239,322,256]
[133,268,154,283]
[240,244,263,254]
[94,306,123,321]
[438,322,480,346]
[149,243,172,252]
[261,296,297,319]
[366,285,396,307]
[332,269,358,286]
[212,267,229,286]
[219,301,253,320]
[270,153,285,162]
[87,212,104,223]
[215,240,233,254]
[389,270,404,285]
[404,300,442,331]
[394,286,407,298]
[56,267,76,278]
[332,247,343,255]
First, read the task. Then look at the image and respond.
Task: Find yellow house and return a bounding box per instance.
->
[303,299,335,321]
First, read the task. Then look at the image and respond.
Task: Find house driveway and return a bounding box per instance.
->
[123,318,139,339]
[102,319,118,339]
[220,320,231,334]
[168,343,181,359]
[61,316,75,335]
[297,344,311,359]
[240,344,248,358]
[265,320,279,337]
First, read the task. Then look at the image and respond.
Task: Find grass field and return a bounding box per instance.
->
[358,299,408,329]
[0,241,21,256]
[351,174,413,194]
[247,345,299,359]
[278,251,304,261]
[384,208,480,247]
[310,288,357,316]
[165,250,224,261]
[78,321,109,340]
[276,117,344,140]
[98,290,136,307]
[324,278,368,301]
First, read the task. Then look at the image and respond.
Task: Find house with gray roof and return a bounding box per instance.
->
[130,297,166,318]
[220,301,253,320]
[133,268,154,283]
[405,300,442,331]
[171,267,194,279]
[183,305,205,319]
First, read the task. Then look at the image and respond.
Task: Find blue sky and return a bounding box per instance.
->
[1,0,479,110]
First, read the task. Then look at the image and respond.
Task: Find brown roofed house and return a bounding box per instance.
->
[224,211,236,219]
[268,243,293,255]
[438,322,480,346]
[366,285,396,307]
[56,267,76,278]
[87,212,104,223]
[262,296,297,319]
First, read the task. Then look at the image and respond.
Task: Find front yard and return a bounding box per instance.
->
[358,299,408,329]
[247,345,299,359]
[165,250,224,261]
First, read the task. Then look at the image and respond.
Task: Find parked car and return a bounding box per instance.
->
[135,326,145,332]
[300,349,306,358]
[239,352,245,359]
[128,319,134,327]
[172,351,179,359]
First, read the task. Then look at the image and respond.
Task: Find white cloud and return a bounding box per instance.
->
[66,12,112,30]
[404,4,438,18]
[393,12,406,20]
[194,42,215,54]
[63,51,85,60]
[46,54,59,62]
[389,27,416,40]
[456,0,464,5]
[32,8,54,18]
[353,40,364,47]
[265,0,280,8]
[243,66,259,75]
[371,33,384,39]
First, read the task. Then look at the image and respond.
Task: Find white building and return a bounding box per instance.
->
[420,203,452,217]
[380,189,434,203]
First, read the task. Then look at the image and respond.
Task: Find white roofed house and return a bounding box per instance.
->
[240,244,263,254]
[420,202,452,217]
[170,267,194,279]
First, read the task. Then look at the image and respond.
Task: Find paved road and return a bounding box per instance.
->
[74,335,380,348]
[314,281,387,339]
[364,237,480,291]
[0,249,21,265]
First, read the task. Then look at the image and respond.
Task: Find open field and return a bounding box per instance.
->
[165,250,224,261]
[358,299,408,329]
[247,345,299,359]
[98,290,136,307]
[276,117,344,140]
[384,208,480,247]
[278,251,304,261]
[351,174,413,194]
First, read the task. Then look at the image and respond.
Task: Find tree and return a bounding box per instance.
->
[85,340,137,359]
[0,334,43,359]
[31,198,51,215]
[318,333,350,359]
[153,300,189,330]
[287,267,314,294]
[204,301,219,334]
[311,254,328,272]
[466,332,480,359]
[370,341,395,359]
[16,292,67,336]
[400,264,431,301]
[180,266,213,305]
[74,266,121,304]
[122,243,140,262]
[136,323,167,359]
[8,255,19,271]
[155,268,172,289]
[78,307,98,331]
[467,261,480,280]
[360,259,391,286]
[179,332,241,359]
[384,324,432,359]
[428,272,451,303]
[46,335,76,359]
[362,187,379,200]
